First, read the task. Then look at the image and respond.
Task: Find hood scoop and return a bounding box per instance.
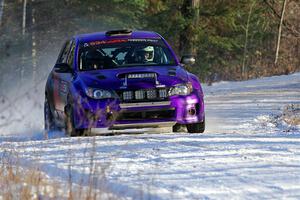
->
[97,74,107,80]
[127,73,156,79]
[117,72,157,79]
[168,71,176,76]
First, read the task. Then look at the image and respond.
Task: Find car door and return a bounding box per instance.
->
[52,40,74,119]
[60,41,76,108]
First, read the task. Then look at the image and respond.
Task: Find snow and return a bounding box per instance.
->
[1,73,300,199]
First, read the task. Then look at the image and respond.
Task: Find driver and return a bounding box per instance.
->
[135,46,154,63]
[84,49,104,70]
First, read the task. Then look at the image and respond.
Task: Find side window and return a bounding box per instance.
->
[67,41,76,67]
[57,40,72,64]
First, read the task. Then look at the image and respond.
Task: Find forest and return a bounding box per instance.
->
[0,0,299,86]
[0,2,300,198]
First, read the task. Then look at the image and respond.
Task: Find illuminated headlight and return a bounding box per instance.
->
[85,88,113,99]
[168,83,193,96]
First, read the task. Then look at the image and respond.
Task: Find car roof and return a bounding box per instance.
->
[74,30,162,43]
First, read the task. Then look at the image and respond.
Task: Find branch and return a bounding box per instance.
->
[263,0,300,37]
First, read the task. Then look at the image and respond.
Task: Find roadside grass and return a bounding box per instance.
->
[0,162,60,199]
[0,138,118,200]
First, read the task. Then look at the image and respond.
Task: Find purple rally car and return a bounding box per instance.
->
[44,30,205,136]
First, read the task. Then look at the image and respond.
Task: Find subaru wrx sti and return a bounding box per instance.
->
[44,30,205,136]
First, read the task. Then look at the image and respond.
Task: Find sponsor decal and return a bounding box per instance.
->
[89,39,127,46]
[86,39,159,47]
[127,73,156,79]
[127,39,159,43]
[59,80,68,95]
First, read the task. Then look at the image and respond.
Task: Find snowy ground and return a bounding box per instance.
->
[1,73,300,199]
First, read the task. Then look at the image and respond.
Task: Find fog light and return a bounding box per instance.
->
[147,89,157,99]
[188,108,196,116]
[159,89,167,98]
[123,91,133,100]
[135,90,145,100]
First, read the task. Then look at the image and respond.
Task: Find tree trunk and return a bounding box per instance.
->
[179,0,200,56]
[275,0,288,65]
[31,0,37,84]
[241,0,256,79]
[21,0,27,84]
[0,0,4,26]
[22,0,27,35]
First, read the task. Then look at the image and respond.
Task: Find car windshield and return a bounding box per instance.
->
[78,38,176,71]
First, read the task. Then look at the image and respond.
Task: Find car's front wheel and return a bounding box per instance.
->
[186,119,205,133]
[65,105,90,137]
[172,123,186,132]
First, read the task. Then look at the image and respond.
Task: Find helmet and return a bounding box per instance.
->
[135,46,154,62]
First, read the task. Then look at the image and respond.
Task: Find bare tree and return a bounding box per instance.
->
[21,0,27,84]
[275,0,288,65]
[22,0,27,35]
[263,0,299,38]
[242,0,256,79]
[31,0,37,83]
[0,0,4,26]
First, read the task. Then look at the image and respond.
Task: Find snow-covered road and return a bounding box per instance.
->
[1,73,300,199]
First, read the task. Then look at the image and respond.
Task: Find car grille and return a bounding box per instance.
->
[117,88,169,102]
[117,108,175,121]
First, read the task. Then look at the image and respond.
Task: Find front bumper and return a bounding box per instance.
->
[72,92,204,129]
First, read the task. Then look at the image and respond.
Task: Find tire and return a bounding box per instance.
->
[186,119,205,133]
[65,105,90,137]
[172,123,186,132]
[44,97,56,132]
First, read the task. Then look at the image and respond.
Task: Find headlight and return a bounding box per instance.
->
[85,88,113,99]
[168,83,193,96]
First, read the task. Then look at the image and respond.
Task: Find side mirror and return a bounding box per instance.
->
[181,55,196,65]
[54,63,73,73]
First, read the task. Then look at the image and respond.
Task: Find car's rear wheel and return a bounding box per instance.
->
[186,119,205,133]
[44,97,57,134]
[65,105,90,137]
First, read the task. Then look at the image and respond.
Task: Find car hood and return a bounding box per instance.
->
[76,66,189,90]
